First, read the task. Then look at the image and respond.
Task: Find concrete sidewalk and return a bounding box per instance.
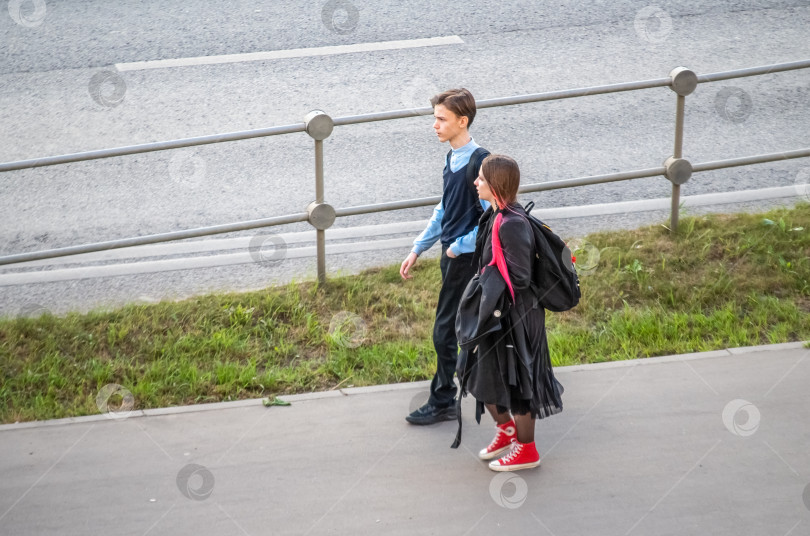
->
[1,342,809,536]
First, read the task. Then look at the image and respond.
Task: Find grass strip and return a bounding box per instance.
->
[1,203,809,423]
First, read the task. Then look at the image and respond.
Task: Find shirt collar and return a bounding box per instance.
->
[452,137,476,154]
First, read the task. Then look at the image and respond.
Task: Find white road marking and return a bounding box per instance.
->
[115,35,464,72]
[532,185,802,220]
[0,237,417,285]
[5,221,429,268]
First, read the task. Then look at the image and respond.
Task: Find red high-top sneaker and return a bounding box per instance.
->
[478,420,517,460]
[489,440,541,471]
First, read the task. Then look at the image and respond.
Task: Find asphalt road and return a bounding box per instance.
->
[1,0,809,315]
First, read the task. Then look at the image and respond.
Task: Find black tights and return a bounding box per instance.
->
[485,403,535,444]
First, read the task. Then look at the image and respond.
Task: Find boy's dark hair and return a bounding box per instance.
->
[430,88,477,129]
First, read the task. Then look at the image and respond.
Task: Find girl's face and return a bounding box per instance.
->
[474,168,495,205]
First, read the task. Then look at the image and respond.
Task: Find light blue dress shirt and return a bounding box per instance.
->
[411,138,491,256]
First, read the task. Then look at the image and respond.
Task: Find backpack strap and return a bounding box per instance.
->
[465,147,490,187]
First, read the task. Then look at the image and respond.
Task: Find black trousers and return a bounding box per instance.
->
[429,250,477,407]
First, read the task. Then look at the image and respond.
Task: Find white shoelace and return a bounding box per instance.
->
[499,441,524,463]
[489,425,514,449]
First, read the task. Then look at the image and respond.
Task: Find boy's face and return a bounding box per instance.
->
[432,104,468,144]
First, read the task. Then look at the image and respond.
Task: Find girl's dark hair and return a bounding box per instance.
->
[481,154,520,208]
[430,88,477,128]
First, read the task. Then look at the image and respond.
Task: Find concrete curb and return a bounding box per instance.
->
[1,342,806,432]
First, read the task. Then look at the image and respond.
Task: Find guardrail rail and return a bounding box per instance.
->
[2,59,809,283]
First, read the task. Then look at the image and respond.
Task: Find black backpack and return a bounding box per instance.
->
[523,201,581,312]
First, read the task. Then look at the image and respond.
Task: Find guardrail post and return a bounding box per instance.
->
[670,94,686,230]
[304,110,336,284]
[666,67,698,233]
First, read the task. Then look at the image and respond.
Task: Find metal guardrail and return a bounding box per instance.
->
[1,59,809,283]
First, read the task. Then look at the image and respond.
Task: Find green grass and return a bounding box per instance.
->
[1,203,809,423]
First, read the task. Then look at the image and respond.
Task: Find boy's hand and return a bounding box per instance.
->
[400,252,418,280]
[446,247,458,259]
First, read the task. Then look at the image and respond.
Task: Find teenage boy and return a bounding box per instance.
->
[401,88,490,425]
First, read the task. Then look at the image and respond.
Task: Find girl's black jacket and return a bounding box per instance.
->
[454,203,563,445]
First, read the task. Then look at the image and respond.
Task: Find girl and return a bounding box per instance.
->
[465,154,564,471]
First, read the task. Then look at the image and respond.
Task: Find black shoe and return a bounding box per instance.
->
[406,402,457,425]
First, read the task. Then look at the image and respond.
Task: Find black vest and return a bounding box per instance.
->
[440,153,483,248]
